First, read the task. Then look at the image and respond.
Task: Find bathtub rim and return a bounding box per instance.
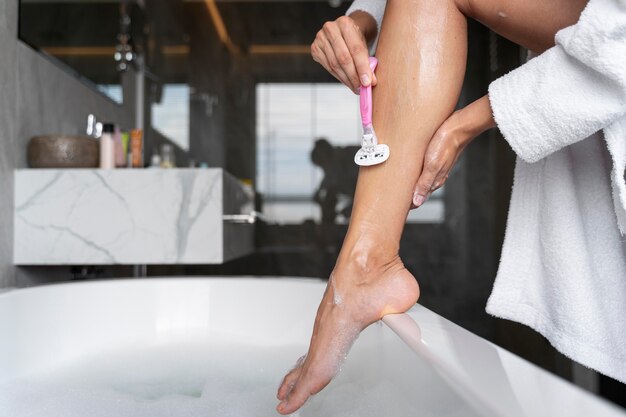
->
[384,307,625,417]
[0,276,624,417]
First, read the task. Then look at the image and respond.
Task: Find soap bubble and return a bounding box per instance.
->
[0,342,297,417]
[0,338,483,417]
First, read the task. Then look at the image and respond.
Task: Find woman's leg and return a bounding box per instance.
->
[276,0,468,413]
[277,0,588,414]
[456,0,588,53]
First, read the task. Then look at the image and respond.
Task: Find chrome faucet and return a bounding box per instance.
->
[86,114,103,138]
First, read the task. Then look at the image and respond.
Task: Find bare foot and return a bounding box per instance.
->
[276,254,419,414]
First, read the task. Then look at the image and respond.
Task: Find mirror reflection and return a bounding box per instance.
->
[18,0,443,225]
[18,0,142,103]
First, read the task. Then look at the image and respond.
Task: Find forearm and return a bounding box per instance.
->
[338,0,468,268]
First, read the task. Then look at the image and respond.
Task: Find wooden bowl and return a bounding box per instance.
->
[27,135,99,168]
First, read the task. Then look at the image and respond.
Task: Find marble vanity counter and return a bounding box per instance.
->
[14,169,254,265]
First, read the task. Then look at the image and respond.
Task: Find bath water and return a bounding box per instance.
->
[1,342,300,417]
[0,340,481,417]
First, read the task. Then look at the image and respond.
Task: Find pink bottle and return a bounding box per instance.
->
[99,123,115,169]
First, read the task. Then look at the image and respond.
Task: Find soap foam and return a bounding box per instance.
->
[0,342,392,417]
[0,342,299,417]
[0,339,483,417]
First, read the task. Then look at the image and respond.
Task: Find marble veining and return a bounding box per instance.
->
[13,169,249,265]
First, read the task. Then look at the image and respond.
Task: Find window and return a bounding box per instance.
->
[97,85,123,104]
[152,84,190,151]
[256,83,443,225]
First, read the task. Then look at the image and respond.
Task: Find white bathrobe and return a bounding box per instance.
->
[347,0,626,383]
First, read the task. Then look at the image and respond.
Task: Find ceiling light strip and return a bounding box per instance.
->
[204,0,238,54]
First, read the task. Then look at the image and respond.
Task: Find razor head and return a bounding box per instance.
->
[354,144,390,166]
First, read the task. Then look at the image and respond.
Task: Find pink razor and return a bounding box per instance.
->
[355,57,390,166]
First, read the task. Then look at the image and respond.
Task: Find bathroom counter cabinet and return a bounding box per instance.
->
[13,169,254,265]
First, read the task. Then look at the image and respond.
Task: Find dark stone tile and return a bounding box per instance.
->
[15,42,133,147]
[0,2,4,31]
[0,0,18,36]
[0,28,17,287]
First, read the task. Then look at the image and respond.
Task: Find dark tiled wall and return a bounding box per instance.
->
[0,1,134,287]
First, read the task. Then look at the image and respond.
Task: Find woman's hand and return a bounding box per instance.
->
[412,95,497,207]
[311,11,378,93]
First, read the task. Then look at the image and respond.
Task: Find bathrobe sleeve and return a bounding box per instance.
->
[489,0,626,163]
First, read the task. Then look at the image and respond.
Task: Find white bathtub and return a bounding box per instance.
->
[0,278,623,417]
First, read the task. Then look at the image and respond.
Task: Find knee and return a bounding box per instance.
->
[453,0,474,17]
[389,0,465,10]
[387,0,469,20]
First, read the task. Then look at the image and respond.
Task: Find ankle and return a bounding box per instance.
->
[332,243,419,319]
[336,240,403,283]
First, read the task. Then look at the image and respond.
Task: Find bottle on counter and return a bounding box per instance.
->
[121,131,130,167]
[99,123,115,169]
[114,127,126,168]
[130,129,143,168]
[160,144,175,168]
[149,152,162,168]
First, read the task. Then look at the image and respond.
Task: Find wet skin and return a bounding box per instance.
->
[278,0,588,414]
[277,0,466,413]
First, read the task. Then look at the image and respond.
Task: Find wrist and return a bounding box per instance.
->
[443,110,475,149]
[455,95,497,145]
[348,11,378,44]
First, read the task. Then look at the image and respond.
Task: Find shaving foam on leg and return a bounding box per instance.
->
[355,57,390,167]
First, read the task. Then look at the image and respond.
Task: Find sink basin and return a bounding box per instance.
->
[27,135,99,168]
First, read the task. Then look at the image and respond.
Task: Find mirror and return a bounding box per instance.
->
[18,0,443,224]
[18,0,147,104]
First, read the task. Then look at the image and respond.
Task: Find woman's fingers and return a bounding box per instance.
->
[336,16,374,87]
[412,99,492,209]
[412,126,457,208]
[312,16,373,92]
[312,31,355,92]
[321,41,355,91]
[413,164,437,207]
[323,20,361,91]
[413,167,450,207]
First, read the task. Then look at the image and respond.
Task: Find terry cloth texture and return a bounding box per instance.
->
[350,0,626,382]
[487,0,626,383]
